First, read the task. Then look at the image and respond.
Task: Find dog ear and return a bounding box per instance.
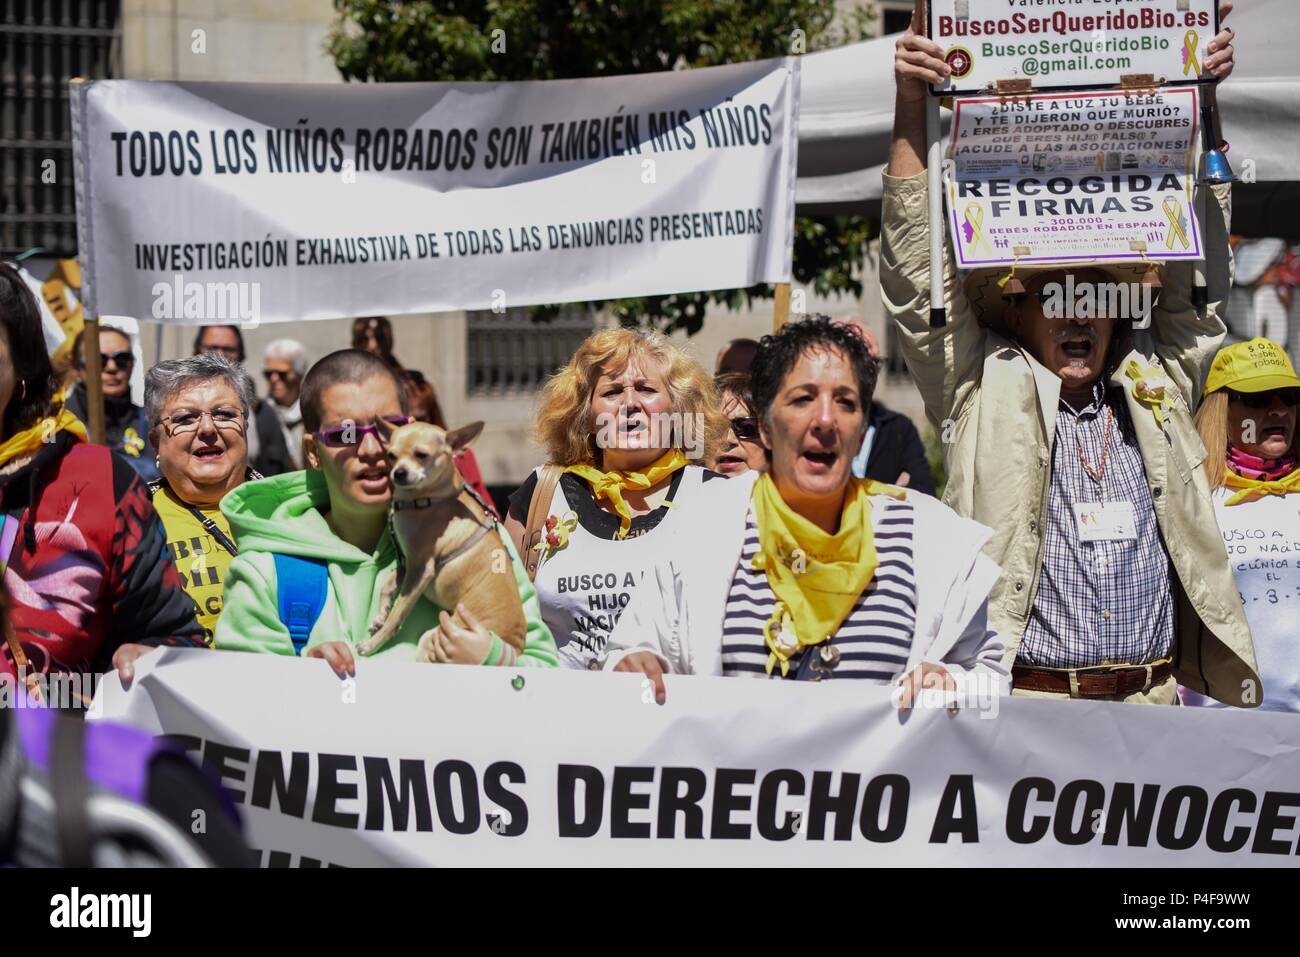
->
[375,415,401,441]
[444,420,484,453]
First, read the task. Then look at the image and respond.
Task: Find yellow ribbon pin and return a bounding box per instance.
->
[1182,30,1200,77]
[1125,360,1176,426]
[123,427,146,458]
[1162,196,1189,251]
[963,203,990,255]
[762,603,803,677]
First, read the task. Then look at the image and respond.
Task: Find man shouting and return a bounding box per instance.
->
[881,3,1258,705]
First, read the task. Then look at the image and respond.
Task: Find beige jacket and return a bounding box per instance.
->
[880,171,1260,706]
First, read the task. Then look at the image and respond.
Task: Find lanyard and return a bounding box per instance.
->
[152,483,239,557]
[182,501,238,557]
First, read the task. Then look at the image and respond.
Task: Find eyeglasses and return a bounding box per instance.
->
[1230,388,1300,409]
[313,415,412,448]
[100,350,134,369]
[263,369,295,382]
[202,345,242,359]
[161,407,245,435]
[730,416,760,443]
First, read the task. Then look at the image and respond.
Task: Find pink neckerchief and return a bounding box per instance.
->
[1227,446,1297,482]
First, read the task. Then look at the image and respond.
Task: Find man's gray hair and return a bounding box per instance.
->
[144,353,257,429]
[264,337,308,377]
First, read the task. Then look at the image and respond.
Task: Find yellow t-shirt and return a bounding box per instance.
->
[151,486,237,645]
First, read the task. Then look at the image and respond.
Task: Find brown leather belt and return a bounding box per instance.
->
[1011,661,1173,698]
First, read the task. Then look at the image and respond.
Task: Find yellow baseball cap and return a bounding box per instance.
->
[1204,337,1300,396]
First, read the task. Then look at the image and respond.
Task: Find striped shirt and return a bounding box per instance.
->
[1018,380,1175,669]
[721,498,918,681]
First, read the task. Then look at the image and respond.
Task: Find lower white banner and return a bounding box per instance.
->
[90,649,1300,867]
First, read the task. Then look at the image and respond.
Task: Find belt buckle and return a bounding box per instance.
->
[1077,666,1119,697]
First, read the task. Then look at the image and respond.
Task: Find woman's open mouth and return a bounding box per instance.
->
[715,454,746,473]
[192,446,225,461]
[800,449,838,473]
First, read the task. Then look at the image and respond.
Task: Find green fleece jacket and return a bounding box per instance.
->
[214,470,557,667]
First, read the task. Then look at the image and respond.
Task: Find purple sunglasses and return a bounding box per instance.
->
[313,415,412,448]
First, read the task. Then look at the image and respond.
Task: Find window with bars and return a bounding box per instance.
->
[467,308,599,396]
[1,0,121,259]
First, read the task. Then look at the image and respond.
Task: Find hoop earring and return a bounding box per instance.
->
[19,379,25,401]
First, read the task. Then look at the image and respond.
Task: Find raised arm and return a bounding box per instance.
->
[1147,4,1238,407]
[881,5,986,432]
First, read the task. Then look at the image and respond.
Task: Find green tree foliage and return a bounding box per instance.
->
[329,0,876,333]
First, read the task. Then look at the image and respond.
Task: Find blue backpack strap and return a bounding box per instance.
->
[272,553,329,655]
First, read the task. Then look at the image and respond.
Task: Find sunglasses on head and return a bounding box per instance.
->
[313,415,412,448]
[730,416,760,443]
[1231,388,1300,409]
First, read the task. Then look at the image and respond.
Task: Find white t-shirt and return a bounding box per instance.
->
[1184,487,1300,712]
[516,465,716,670]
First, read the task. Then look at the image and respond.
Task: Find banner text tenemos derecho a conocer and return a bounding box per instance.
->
[85,649,1300,867]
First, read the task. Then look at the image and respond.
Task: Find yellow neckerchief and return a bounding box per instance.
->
[750,474,903,677]
[565,448,688,539]
[0,394,87,470]
[1224,464,1300,506]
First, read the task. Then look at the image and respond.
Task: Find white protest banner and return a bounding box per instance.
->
[947,87,1201,269]
[90,649,1300,867]
[929,0,1219,95]
[68,60,799,325]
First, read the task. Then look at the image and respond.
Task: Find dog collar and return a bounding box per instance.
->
[393,497,438,511]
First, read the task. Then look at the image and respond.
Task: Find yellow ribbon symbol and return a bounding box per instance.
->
[1182,30,1200,77]
[1125,359,1176,427]
[1163,196,1190,251]
[963,203,990,255]
[123,426,145,458]
[762,602,802,677]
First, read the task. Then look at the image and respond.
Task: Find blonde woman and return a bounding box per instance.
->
[504,328,729,670]
[1189,337,1300,712]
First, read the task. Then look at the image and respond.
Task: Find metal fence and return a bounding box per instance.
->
[467,308,599,395]
[1,0,121,259]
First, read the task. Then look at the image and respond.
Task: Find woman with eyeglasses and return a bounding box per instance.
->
[216,349,557,673]
[65,323,159,483]
[503,327,729,671]
[713,372,768,476]
[144,354,261,645]
[0,264,206,702]
[1188,337,1300,712]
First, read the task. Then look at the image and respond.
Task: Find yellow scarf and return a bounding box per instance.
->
[0,396,87,470]
[565,448,688,538]
[750,474,901,677]
[1224,467,1300,506]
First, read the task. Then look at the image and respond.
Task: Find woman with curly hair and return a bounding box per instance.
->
[504,327,729,670]
[604,316,1007,705]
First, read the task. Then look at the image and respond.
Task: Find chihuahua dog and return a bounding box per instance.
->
[355,418,527,659]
